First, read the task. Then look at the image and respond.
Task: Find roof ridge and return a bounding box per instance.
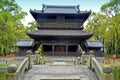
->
[42,4,79,8]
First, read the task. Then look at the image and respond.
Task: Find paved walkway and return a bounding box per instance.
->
[23,64,98,80]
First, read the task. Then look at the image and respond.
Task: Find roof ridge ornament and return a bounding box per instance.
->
[42,4,46,12]
[75,5,80,13]
[77,5,80,13]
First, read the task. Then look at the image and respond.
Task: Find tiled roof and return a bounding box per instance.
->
[26,30,93,40]
[30,4,91,14]
[85,40,103,48]
[16,40,35,47]
[27,30,93,36]
[42,4,79,13]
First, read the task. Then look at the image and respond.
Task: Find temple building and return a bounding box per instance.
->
[16,4,103,56]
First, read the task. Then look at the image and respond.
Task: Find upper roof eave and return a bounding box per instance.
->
[30,9,91,15]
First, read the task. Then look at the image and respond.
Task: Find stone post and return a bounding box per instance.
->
[81,51,86,65]
[76,57,81,65]
[34,51,39,64]
[101,65,114,80]
[88,50,94,69]
[26,50,32,69]
[6,64,18,80]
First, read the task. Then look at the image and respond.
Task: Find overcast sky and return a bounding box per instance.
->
[15,0,109,26]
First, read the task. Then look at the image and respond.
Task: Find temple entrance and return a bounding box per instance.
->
[54,45,66,56]
[42,44,81,56]
[55,45,65,52]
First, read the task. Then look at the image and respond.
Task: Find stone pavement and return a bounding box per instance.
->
[23,64,98,80]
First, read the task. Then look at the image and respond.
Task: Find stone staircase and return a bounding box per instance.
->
[40,74,80,80]
[23,65,98,80]
[23,57,98,80]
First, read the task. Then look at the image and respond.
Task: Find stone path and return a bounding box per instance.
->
[23,65,98,80]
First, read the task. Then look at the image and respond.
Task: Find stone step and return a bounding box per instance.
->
[40,74,80,80]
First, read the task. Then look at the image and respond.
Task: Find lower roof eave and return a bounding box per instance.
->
[27,32,93,41]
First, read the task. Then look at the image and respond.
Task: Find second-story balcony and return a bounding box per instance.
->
[37,19,85,30]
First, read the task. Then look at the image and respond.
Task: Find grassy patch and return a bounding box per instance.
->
[0,64,8,67]
[0,71,6,80]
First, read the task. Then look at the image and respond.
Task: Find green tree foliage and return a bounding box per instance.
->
[0,0,27,55]
[26,21,38,31]
[101,0,120,17]
[86,13,108,41]
[86,0,120,54]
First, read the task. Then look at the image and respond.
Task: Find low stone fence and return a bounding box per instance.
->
[79,52,114,80]
[5,50,33,80]
[91,57,103,80]
[91,57,114,80]
[16,57,29,80]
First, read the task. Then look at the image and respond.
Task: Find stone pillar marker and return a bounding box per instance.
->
[89,50,94,55]
[34,51,39,64]
[82,51,86,55]
[101,65,114,80]
[81,51,86,65]
[76,57,81,65]
[6,64,18,80]
[88,50,95,68]
[26,50,32,69]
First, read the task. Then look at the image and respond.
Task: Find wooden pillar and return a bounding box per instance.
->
[66,45,68,56]
[52,45,54,56]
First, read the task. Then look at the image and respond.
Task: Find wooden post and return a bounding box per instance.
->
[52,45,54,56]
[66,45,68,56]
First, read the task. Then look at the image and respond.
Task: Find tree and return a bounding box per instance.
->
[0,0,27,55]
[85,12,108,41]
[86,0,120,54]
[26,21,38,31]
[101,0,120,17]
[101,0,120,54]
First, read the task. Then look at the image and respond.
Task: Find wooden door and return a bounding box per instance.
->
[55,45,65,56]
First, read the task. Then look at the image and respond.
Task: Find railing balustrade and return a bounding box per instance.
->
[38,19,83,29]
[80,54,114,80]
[6,53,32,80]
[16,57,29,80]
[91,57,103,80]
[91,57,114,80]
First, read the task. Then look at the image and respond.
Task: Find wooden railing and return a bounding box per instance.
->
[37,19,84,29]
